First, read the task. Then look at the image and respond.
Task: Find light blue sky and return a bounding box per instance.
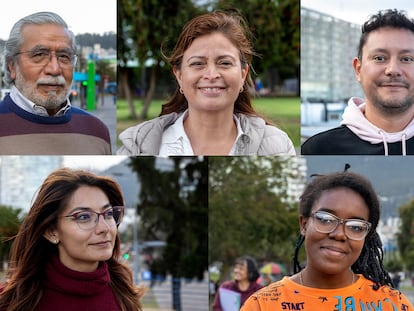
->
[0,0,116,40]
[302,0,414,25]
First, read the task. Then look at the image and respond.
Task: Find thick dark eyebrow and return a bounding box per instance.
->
[67,203,112,215]
[370,48,414,55]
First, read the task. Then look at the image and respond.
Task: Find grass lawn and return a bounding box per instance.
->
[116,97,300,148]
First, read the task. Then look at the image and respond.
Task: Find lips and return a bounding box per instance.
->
[321,245,348,257]
[90,240,111,246]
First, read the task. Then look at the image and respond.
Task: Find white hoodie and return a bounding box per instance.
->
[341,97,414,155]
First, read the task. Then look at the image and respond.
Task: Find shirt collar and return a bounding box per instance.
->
[159,110,245,156]
[10,85,71,117]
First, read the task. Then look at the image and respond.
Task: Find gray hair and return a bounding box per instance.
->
[2,11,76,86]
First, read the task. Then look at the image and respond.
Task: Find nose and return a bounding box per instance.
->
[329,221,347,240]
[95,214,110,233]
[202,63,220,80]
[43,52,63,75]
[385,57,402,77]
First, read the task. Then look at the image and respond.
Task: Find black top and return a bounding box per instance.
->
[301,125,414,155]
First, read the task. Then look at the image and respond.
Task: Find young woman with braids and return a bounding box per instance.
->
[0,168,145,311]
[242,169,413,310]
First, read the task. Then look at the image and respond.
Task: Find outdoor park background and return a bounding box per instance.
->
[116,0,300,151]
[209,156,414,307]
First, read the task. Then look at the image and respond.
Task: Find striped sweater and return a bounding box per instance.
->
[0,95,111,155]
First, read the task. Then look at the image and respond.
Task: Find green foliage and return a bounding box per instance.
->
[0,205,23,270]
[75,32,116,49]
[397,199,414,271]
[128,157,208,280]
[214,0,300,80]
[209,157,301,280]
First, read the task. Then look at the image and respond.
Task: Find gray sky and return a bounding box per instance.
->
[64,156,128,171]
[0,0,116,40]
[301,0,414,25]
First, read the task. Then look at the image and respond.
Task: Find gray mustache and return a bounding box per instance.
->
[37,76,66,86]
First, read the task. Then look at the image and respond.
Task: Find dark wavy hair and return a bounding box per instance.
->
[293,171,393,290]
[161,10,270,123]
[357,9,414,59]
[0,168,144,311]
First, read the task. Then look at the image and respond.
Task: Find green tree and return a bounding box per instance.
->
[215,0,300,92]
[209,157,301,281]
[128,157,208,310]
[397,199,414,271]
[117,0,202,120]
[0,205,23,271]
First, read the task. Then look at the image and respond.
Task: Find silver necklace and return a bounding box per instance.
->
[300,270,355,286]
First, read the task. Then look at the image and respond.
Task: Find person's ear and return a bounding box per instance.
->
[353,57,362,83]
[8,60,17,81]
[173,65,182,89]
[241,64,249,88]
[299,215,308,236]
[43,228,60,245]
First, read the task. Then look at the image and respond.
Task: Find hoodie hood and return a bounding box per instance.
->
[341,97,414,155]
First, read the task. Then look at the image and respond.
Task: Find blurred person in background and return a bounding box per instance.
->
[212,255,262,311]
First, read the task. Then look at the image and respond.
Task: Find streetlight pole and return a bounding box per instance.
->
[133,206,139,284]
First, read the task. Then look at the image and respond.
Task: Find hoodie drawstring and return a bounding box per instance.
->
[402,133,407,156]
[378,130,408,155]
[378,130,389,156]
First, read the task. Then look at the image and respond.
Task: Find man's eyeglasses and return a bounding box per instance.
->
[63,206,125,230]
[311,211,372,241]
[15,48,77,67]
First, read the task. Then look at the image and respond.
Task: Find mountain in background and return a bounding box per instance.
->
[304,156,414,218]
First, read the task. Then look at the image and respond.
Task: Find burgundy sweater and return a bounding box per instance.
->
[34,256,121,310]
[212,280,263,310]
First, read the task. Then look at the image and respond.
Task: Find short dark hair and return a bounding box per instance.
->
[357,9,414,59]
[235,255,260,282]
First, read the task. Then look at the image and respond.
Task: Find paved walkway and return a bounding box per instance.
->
[72,94,117,153]
[141,277,208,311]
[400,279,414,303]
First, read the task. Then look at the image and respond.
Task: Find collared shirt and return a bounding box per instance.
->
[158,109,244,156]
[9,85,71,117]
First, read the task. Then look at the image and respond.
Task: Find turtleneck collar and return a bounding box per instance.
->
[34,254,122,311]
[44,254,111,296]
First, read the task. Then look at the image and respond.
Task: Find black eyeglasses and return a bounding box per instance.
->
[15,48,77,67]
[63,206,125,230]
[311,211,372,241]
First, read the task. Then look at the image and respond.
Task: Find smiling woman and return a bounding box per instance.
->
[0,168,144,311]
[117,11,295,156]
[241,168,413,311]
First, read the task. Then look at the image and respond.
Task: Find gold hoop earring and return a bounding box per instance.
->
[240,86,244,93]
[179,88,184,94]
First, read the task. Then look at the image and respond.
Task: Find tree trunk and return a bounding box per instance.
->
[139,62,159,120]
[119,67,137,119]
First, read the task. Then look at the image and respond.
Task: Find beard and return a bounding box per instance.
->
[370,80,414,116]
[14,66,70,111]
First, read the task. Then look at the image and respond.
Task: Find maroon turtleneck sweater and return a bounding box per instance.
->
[35,255,121,310]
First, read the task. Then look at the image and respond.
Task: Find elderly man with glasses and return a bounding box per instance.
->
[0,11,111,154]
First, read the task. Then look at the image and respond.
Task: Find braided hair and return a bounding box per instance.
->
[293,166,393,290]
